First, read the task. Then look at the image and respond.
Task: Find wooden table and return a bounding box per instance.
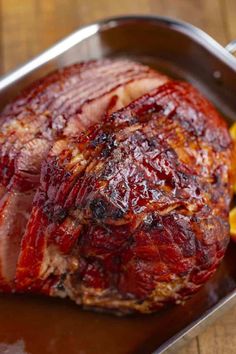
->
[1,1,236,353]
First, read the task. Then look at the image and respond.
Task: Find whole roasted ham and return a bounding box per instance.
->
[0,59,233,314]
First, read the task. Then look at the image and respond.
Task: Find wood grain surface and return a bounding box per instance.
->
[0,1,236,353]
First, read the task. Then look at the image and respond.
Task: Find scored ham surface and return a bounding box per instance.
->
[0,59,168,291]
[15,80,233,314]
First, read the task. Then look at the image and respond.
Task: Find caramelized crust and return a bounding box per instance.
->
[16,81,233,313]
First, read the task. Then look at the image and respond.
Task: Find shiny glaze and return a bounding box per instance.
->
[16,81,233,313]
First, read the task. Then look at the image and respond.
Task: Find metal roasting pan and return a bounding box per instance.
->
[0,16,236,354]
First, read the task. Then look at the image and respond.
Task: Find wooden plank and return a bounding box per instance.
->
[149,0,227,44]
[0,0,150,74]
[196,306,236,354]
[74,0,150,24]
[177,338,200,354]
[223,0,236,40]
[1,0,37,73]
[1,0,76,73]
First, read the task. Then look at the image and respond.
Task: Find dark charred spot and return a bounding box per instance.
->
[43,201,54,221]
[43,202,68,223]
[191,215,198,222]
[144,214,164,231]
[177,171,192,188]
[212,173,221,187]
[90,132,109,147]
[56,273,67,291]
[129,116,138,125]
[90,198,108,219]
[147,137,157,149]
[64,171,72,178]
[101,147,112,158]
[53,206,68,223]
[101,135,117,158]
[90,131,117,157]
[112,208,125,219]
[153,221,164,230]
[56,282,65,291]
[101,162,115,179]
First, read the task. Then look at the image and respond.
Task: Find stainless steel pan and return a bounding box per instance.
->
[0,16,236,354]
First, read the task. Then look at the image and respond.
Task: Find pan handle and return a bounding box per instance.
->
[225,40,236,56]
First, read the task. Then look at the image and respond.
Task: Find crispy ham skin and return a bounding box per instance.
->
[0,59,168,290]
[16,81,233,314]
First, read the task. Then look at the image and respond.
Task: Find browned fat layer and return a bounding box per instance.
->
[52,276,188,314]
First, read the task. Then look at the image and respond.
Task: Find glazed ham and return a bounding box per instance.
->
[16,80,233,313]
[0,59,168,291]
